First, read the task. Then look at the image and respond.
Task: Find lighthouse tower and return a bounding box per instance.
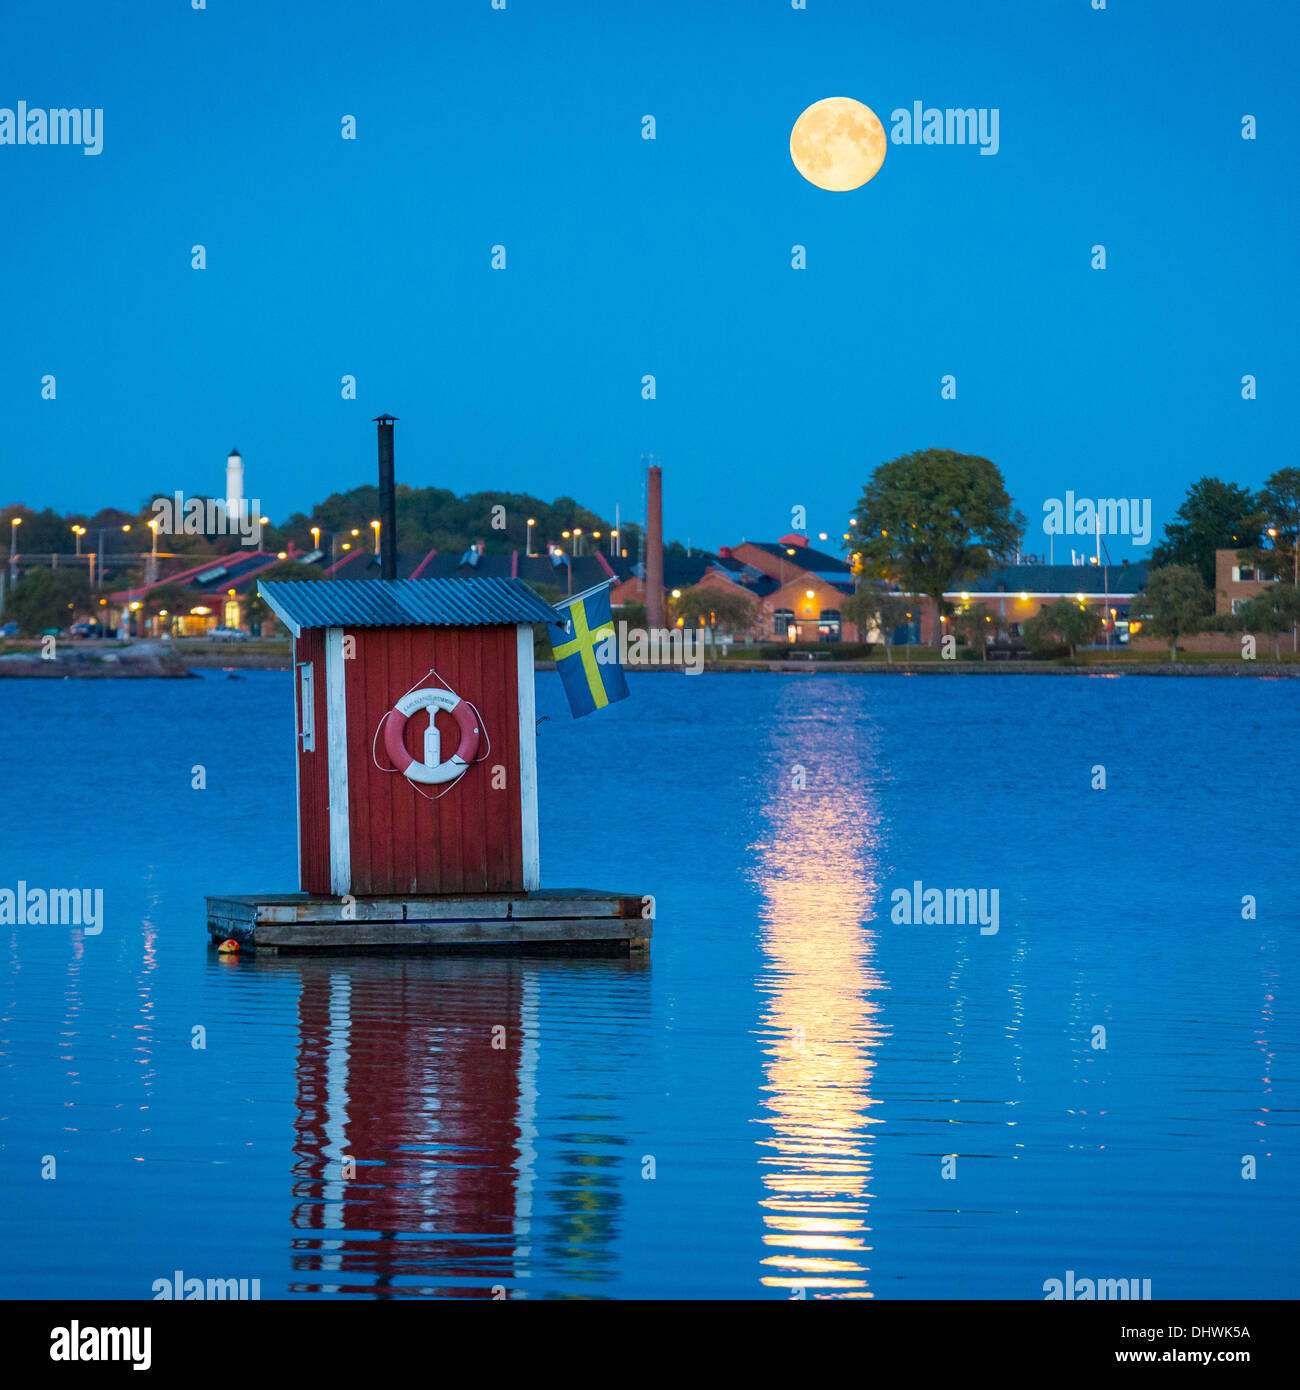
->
[226,448,244,519]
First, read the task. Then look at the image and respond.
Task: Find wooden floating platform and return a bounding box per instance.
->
[205,889,652,956]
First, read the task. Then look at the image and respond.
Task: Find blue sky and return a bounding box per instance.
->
[1,0,1295,553]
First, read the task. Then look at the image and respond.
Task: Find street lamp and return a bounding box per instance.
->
[371,520,380,556]
[92,524,131,591]
[311,526,321,553]
[8,517,21,585]
[526,518,536,557]
[71,524,86,556]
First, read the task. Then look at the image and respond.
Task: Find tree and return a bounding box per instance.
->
[1233,584,1300,660]
[0,505,83,555]
[613,601,647,631]
[1150,477,1263,588]
[278,485,637,564]
[948,601,1001,660]
[1257,468,1300,650]
[842,584,913,663]
[1128,564,1213,663]
[6,566,91,634]
[671,585,756,655]
[139,582,191,624]
[852,449,1023,646]
[1022,597,1102,659]
[244,562,324,632]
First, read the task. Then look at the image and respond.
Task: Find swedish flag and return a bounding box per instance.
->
[550,581,630,718]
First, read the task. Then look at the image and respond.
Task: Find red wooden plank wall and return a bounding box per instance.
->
[342,625,523,896]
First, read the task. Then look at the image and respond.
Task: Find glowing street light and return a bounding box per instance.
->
[526,518,536,556]
[371,520,381,556]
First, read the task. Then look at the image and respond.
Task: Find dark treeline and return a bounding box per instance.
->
[0,486,648,563]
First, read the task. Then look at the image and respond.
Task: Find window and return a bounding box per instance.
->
[1231,598,1246,615]
[818,609,841,642]
[1236,565,1260,582]
[299,664,315,751]
[774,608,795,638]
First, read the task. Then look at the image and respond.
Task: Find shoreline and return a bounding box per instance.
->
[3,656,1296,679]
[2,639,1296,679]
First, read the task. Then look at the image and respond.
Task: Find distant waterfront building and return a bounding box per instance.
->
[610,532,862,643]
[1217,548,1278,616]
[944,561,1148,645]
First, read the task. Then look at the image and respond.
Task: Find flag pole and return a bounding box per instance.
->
[554,578,615,611]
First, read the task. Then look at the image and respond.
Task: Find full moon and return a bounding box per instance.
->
[789,97,887,191]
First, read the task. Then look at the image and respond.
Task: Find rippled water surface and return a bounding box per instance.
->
[1,671,1295,1298]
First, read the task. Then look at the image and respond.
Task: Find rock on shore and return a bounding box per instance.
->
[0,640,196,678]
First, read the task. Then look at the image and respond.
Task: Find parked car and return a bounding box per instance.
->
[207,626,250,642]
[38,626,63,637]
[70,622,106,639]
[0,621,19,638]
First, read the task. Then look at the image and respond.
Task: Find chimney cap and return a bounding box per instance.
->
[228,447,241,458]
[372,414,400,424]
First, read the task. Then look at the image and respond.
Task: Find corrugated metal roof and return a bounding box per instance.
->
[259,576,564,634]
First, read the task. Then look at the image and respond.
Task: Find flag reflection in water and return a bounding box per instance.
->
[750,706,890,1298]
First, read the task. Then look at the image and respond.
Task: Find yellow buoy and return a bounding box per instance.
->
[216,938,240,955]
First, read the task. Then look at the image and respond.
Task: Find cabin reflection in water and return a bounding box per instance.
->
[280,956,639,1297]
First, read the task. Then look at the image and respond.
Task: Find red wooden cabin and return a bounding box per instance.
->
[258,576,562,898]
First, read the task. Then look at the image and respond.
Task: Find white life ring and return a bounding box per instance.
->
[383,687,480,785]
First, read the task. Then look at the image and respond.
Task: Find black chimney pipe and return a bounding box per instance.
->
[373,414,399,581]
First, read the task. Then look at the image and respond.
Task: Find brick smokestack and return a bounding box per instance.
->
[646,463,664,629]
